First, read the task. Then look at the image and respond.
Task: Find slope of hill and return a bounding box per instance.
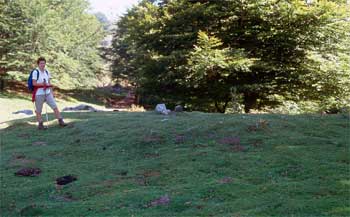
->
[1,111,349,216]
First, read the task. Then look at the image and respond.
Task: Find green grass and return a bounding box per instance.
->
[0,91,110,123]
[0,111,349,216]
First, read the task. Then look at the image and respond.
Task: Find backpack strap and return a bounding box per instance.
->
[35,69,39,80]
[45,70,49,82]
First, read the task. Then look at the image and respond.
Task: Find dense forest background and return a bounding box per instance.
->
[1,0,107,89]
[1,0,349,113]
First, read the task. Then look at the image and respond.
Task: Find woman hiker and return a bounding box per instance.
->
[32,57,67,129]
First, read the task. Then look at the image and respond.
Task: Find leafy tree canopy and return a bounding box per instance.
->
[111,0,350,112]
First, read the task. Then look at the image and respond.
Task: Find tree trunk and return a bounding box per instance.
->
[243,92,258,113]
[0,68,6,91]
[0,79,5,91]
[215,100,229,113]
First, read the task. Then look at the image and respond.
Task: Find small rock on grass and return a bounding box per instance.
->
[56,175,77,185]
[15,168,41,177]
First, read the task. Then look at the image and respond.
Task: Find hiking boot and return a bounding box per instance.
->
[38,122,46,130]
[58,118,67,127]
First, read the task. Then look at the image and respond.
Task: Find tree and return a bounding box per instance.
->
[186,31,255,112]
[1,0,106,89]
[0,0,28,90]
[111,0,350,112]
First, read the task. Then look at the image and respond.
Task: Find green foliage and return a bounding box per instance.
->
[0,0,29,83]
[187,31,229,80]
[111,0,350,113]
[0,0,106,89]
[1,112,349,216]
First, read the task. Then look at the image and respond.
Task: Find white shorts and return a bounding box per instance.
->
[35,93,57,113]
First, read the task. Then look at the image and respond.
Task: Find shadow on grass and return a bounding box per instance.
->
[1,80,32,101]
[0,112,92,130]
[57,87,126,106]
[0,110,137,132]
[1,80,129,107]
[0,91,31,101]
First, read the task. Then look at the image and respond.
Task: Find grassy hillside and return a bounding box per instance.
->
[0,111,349,216]
[0,82,126,123]
[0,93,108,124]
